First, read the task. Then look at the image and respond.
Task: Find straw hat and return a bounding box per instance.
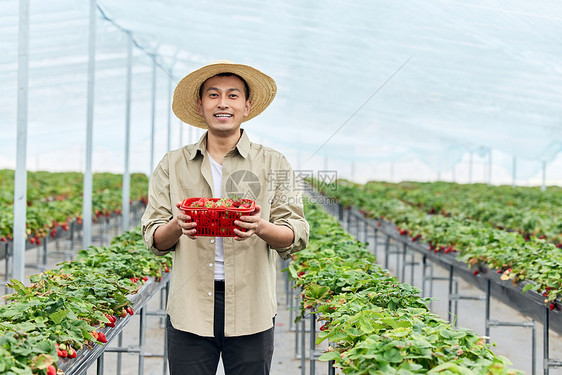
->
[172,61,277,129]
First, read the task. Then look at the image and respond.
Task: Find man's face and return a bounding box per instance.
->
[197,75,251,134]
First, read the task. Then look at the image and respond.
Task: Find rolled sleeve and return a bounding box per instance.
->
[141,154,175,256]
[268,156,310,259]
[271,217,309,259]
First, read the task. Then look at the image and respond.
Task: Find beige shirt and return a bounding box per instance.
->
[141,130,309,337]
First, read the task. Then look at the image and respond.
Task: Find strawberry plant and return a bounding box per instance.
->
[314,179,562,304]
[290,201,520,374]
[0,170,149,240]
[0,229,171,374]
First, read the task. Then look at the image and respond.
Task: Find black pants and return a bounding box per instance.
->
[167,285,274,375]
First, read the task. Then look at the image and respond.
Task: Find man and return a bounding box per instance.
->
[141,61,309,375]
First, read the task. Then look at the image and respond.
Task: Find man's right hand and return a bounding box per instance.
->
[153,202,198,250]
[175,201,198,240]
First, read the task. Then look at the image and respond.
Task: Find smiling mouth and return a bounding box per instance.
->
[214,114,233,118]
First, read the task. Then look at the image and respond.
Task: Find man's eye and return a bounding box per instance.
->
[229,94,238,98]
[209,93,218,98]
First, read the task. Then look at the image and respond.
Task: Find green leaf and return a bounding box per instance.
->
[318,350,342,362]
[521,283,535,293]
[49,309,70,325]
[383,348,403,363]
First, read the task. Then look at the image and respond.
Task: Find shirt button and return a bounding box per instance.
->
[210,239,215,244]
[209,263,213,267]
[208,292,212,296]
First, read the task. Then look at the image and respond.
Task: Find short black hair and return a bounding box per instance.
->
[199,73,250,100]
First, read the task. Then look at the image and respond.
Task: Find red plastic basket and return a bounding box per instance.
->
[179,198,256,237]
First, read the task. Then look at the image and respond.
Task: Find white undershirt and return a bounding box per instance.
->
[207,153,225,281]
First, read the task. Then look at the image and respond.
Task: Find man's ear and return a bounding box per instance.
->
[244,99,252,117]
[197,98,203,116]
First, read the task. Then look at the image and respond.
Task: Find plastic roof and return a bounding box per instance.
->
[1,1,561,181]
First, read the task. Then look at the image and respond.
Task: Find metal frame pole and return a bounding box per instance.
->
[83,0,96,249]
[512,156,516,187]
[485,279,491,338]
[384,236,390,270]
[97,353,104,375]
[488,148,492,185]
[149,58,156,177]
[139,306,146,375]
[541,161,546,192]
[309,313,316,375]
[122,32,133,232]
[167,73,172,152]
[469,151,473,183]
[544,307,549,375]
[13,0,30,283]
[448,266,454,324]
[300,312,306,375]
[163,281,170,375]
[401,243,407,282]
[179,120,183,148]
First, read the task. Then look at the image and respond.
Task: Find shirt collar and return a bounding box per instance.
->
[235,129,250,159]
[188,129,250,160]
[188,131,208,160]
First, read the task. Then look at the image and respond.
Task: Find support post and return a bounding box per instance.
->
[468,151,473,183]
[541,161,546,192]
[512,156,516,187]
[384,236,390,270]
[139,306,146,375]
[122,32,133,232]
[83,0,96,249]
[149,58,156,177]
[448,266,454,324]
[309,313,316,375]
[13,0,30,283]
[544,306,549,375]
[167,73,172,152]
[488,148,492,185]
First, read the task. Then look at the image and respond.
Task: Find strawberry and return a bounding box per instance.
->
[126,306,134,315]
[320,324,328,331]
[60,349,68,358]
[91,331,99,340]
[62,223,69,231]
[30,237,36,244]
[56,348,63,357]
[97,332,107,343]
[164,265,169,273]
[550,303,556,311]
[473,270,479,276]
[1,237,6,242]
[120,309,128,318]
[47,365,56,375]
[141,276,148,282]
[68,348,77,358]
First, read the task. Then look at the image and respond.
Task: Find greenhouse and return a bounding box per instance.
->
[1,1,561,374]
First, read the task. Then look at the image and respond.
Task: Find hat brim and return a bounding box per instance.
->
[172,61,277,129]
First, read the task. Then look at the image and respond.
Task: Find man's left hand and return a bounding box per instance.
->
[233,204,263,241]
